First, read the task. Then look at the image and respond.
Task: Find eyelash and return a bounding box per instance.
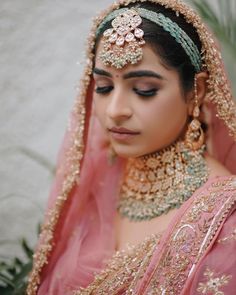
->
[133,88,158,97]
[95,86,113,94]
[95,86,158,97]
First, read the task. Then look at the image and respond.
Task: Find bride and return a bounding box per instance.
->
[27,1,236,294]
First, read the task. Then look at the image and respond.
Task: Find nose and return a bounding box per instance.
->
[106,87,132,122]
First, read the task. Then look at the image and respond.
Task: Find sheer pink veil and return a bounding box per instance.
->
[36,84,125,294]
[209,103,236,174]
[27,1,236,294]
[205,33,236,174]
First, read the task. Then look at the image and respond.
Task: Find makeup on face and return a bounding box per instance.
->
[93,44,188,158]
[93,68,165,98]
[108,126,141,142]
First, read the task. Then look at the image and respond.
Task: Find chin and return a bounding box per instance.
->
[113,145,149,159]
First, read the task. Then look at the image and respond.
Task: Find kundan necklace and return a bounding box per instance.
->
[118,140,209,221]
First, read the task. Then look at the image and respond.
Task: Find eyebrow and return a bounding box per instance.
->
[93,68,112,77]
[93,67,164,80]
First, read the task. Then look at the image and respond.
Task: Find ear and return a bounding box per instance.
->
[187,71,209,115]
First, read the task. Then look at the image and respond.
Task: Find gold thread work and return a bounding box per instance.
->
[118,140,209,221]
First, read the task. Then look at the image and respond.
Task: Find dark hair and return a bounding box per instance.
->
[94,2,202,94]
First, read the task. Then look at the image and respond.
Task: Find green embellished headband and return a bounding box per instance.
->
[96,7,202,71]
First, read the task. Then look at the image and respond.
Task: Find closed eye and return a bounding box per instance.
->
[133,88,158,97]
[95,86,113,94]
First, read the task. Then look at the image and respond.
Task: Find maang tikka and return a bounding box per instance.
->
[100,9,145,69]
[97,7,202,71]
[185,76,205,151]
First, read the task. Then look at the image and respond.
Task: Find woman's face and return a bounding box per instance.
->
[93,42,191,158]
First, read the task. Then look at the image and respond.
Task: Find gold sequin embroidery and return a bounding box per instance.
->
[73,234,161,294]
[144,177,236,294]
[197,268,232,295]
[75,177,236,295]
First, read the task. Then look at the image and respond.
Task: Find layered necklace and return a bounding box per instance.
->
[118,140,209,221]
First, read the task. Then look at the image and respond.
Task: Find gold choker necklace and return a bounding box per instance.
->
[118,141,209,221]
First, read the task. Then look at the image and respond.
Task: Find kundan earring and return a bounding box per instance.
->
[185,76,204,151]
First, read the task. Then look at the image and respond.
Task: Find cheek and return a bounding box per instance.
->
[142,92,188,135]
[93,96,106,126]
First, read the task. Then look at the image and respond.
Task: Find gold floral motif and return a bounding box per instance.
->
[218,228,236,244]
[197,268,232,294]
[73,234,160,294]
[145,177,236,294]
[73,177,236,294]
[186,194,216,222]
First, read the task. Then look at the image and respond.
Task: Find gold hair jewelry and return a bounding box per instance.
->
[100,9,145,69]
[98,7,202,71]
[185,76,205,151]
[118,140,209,221]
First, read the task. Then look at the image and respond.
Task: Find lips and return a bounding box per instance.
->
[108,127,140,141]
[109,127,140,135]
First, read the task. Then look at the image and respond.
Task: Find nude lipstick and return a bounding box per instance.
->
[108,127,140,141]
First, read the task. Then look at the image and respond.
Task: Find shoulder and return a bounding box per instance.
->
[205,154,232,178]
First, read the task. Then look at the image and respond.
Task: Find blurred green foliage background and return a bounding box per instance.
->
[190,0,236,96]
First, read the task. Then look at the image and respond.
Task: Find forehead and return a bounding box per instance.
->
[94,41,171,77]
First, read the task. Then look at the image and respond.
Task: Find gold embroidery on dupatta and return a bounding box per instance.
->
[218,228,236,244]
[145,177,236,294]
[73,234,161,294]
[74,177,236,295]
[197,268,232,295]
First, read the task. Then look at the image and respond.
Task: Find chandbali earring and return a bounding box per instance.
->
[185,76,205,151]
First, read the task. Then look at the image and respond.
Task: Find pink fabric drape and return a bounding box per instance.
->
[35,53,236,295]
[187,209,236,294]
[210,105,236,174]
[28,1,236,294]
[38,114,125,294]
[37,101,236,295]
[132,176,236,294]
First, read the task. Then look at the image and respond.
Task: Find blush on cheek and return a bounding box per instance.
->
[93,97,106,121]
[143,94,188,150]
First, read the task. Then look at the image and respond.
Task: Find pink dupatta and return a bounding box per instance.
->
[136,176,236,294]
[27,0,236,294]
